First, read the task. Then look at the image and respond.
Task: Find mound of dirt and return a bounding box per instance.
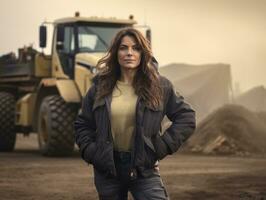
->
[181,104,266,156]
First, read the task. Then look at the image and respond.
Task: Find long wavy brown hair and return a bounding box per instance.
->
[96,27,162,109]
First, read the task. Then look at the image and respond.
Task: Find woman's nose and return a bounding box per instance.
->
[127,48,133,56]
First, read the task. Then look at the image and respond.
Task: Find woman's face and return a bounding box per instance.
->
[117,35,141,70]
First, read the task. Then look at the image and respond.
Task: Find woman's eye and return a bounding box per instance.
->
[119,46,127,50]
[133,46,141,51]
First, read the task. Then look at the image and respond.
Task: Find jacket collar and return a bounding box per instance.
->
[92,97,105,111]
[92,94,163,112]
[92,93,112,111]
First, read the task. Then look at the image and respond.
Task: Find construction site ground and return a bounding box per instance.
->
[0,134,265,200]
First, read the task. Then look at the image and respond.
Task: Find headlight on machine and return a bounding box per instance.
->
[77,62,97,74]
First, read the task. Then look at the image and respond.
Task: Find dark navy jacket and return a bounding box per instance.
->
[74,76,196,177]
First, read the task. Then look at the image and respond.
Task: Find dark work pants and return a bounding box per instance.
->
[94,151,169,200]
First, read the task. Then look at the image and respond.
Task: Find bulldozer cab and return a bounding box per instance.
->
[39,14,140,81]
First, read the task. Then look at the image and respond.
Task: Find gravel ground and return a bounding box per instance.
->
[0,134,265,200]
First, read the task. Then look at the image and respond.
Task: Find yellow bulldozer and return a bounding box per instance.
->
[0,12,151,156]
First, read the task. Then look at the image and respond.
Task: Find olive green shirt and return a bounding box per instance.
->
[111,80,138,152]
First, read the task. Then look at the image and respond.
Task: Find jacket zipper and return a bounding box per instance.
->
[130,97,141,179]
[104,96,117,177]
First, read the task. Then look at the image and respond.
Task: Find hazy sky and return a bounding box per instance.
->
[1,0,265,92]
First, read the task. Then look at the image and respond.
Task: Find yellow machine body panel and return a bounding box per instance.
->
[56,79,81,102]
[38,78,81,103]
[34,53,51,77]
[75,52,105,67]
[74,52,104,96]
[16,93,37,126]
[52,52,68,79]
[75,66,94,96]
[54,16,136,25]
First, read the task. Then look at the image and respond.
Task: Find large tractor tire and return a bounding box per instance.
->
[38,95,78,156]
[0,92,16,151]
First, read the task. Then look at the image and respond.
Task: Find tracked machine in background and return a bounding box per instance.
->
[0,12,151,156]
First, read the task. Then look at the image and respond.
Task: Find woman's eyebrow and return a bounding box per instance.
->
[119,43,137,47]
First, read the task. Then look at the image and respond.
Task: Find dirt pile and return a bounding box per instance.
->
[234,85,266,112]
[159,63,231,121]
[181,104,266,156]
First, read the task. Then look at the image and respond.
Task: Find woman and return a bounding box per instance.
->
[74,28,196,200]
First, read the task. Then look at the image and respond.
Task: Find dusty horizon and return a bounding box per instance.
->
[0,0,265,93]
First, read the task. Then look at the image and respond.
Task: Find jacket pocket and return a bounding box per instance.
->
[83,142,97,164]
[92,141,114,173]
[143,135,157,168]
[153,134,169,160]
